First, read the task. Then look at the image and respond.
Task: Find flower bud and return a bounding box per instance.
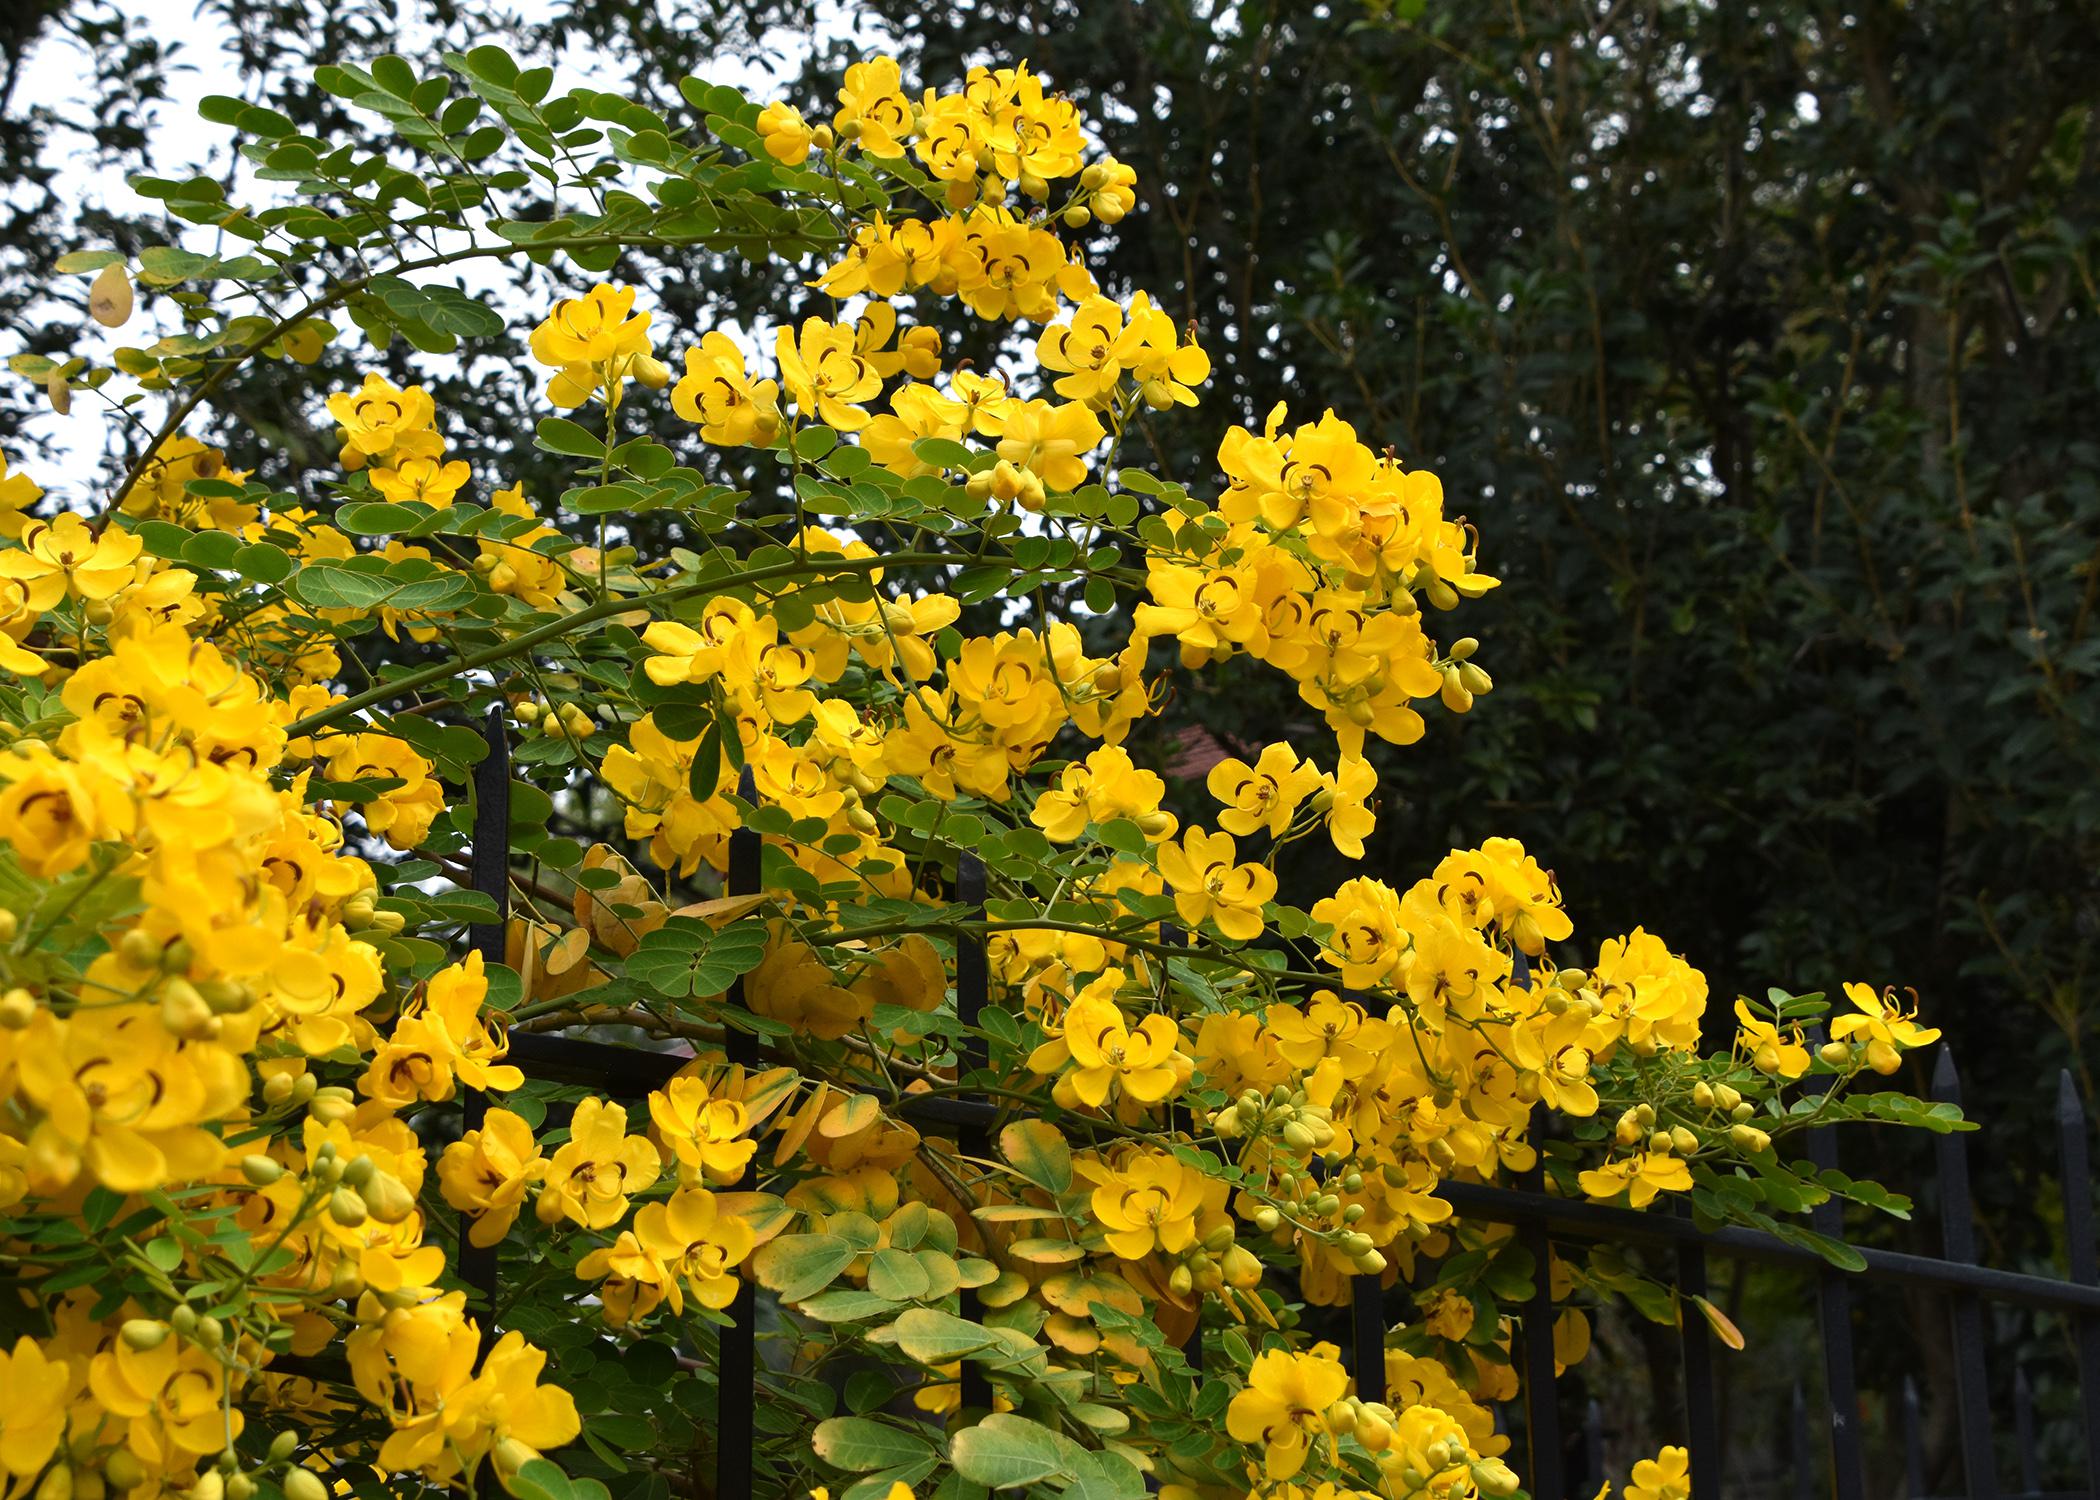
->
[169,1305,198,1336]
[309,1088,356,1125]
[268,1431,300,1464]
[362,1172,417,1225]
[282,1473,326,1500]
[1819,1040,1853,1068]
[1475,1458,1523,1496]
[1729,1123,1771,1153]
[120,1319,169,1350]
[340,1155,377,1190]
[189,1473,221,1500]
[104,1451,146,1492]
[1252,1206,1281,1234]
[1081,163,1108,190]
[1167,1263,1194,1297]
[329,1188,369,1227]
[1063,206,1092,229]
[1691,1082,1715,1109]
[1670,1126,1699,1155]
[226,1475,255,1500]
[1649,1131,1673,1155]
[37,1465,74,1500]
[0,989,36,1029]
[195,1315,224,1350]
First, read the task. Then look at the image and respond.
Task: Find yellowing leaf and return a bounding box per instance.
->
[1692,1294,1746,1351]
[820,1091,881,1138]
[1000,1119,1072,1196]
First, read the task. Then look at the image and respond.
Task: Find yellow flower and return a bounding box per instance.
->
[1733,1000,1810,1079]
[439,1107,546,1248]
[1206,742,1324,839]
[360,952,523,1104]
[537,1097,661,1229]
[1626,1446,1692,1500]
[756,101,816,164]
[994,398,1104,494]
[325,372,438,470]
[776,316,882,432]
[0,448,43,539]
[530,283,655,407]
[671,330,782,447]
[1578,1152,1692,1209]
[649,1075,757,1186]
[0,513,142,601]
[90,1333,240,1462]
[0,740,133,877]
[1831,982,1940,1074]
[1055,980,1182,1108]
[1226,1346,1349,1479]
[1031,744,1173,844]
[323,733,445,851]
[370,455,470,508]
[1308,876,1410,989]
[630,1185,756,1312]
[1157,826,1275,942]
[1322,753,1377,859]
[1081,1147,1215,1259]
[833,56,914,158]
[0,1337,69,1484]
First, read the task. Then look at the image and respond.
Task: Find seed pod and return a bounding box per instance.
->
[90,263,134,327]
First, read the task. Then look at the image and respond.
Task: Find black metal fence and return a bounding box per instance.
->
[454,710,2100,1500]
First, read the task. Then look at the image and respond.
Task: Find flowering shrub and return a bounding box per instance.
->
[0,44,1958,1500]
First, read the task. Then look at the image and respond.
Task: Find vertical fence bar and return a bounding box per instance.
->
[1805,1032,1866,1500]
[1902,1377,1926,1500]
[955,854,993,1417]
[717,770,760,1500]
[1677,1234,1721,1500]
[2056,1070,2100,1499]
[459,704,509,1323]
[2013,1367,2037,1496]
[1932,1049,1999,1500]
[1582,1400,1604,1497]
[1518,1102,1564,1500]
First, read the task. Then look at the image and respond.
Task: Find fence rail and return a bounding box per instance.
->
[454,714,2100,1500]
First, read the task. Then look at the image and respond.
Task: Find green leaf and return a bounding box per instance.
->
[537,416,606,458]
[55,250,125,274]
[812,1417,936,1474]
[948,1413,1069,1490]
[886,1307,997,1366]
[752,1233,859,1303]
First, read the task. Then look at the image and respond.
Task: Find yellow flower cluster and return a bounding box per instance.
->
[0,42,1949,1500]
